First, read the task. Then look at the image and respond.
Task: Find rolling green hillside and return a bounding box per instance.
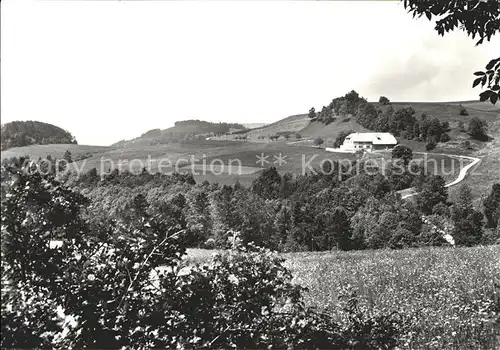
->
[246,114,310,137]
[299,117,369,141]
[212,114,311,141]
[112,120,247,148]
[214,100,498,150]
[1,100,497,198]
[1,144,112,162]
[54,140,356,186]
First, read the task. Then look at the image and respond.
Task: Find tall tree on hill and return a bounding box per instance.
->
[402,0,499,104]
[468,117,489,141]
[392,145,413,165]
[427,118,445,142]
[356,103,378,129]
[329,206,352,250]
[308,107,316,119]
[483,183,500,228]
[450,184,484,246]
[390,107,416,136]
[374,106,393,132]
[273,203,293,249]
[379,96,390,105]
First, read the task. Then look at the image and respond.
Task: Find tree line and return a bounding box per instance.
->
[5,148,495,253]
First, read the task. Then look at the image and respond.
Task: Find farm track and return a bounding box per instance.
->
[288,141,481,200]
[400,152,481,199]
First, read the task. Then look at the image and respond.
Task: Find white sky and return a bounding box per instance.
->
[2,0,498,146]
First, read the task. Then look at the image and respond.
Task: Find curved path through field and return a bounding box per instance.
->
[400,153,481,199]
[295,142,482,200]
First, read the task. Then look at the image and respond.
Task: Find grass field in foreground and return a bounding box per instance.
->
[186,245,500,349]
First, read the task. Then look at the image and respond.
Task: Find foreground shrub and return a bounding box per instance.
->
[425,141,436,151]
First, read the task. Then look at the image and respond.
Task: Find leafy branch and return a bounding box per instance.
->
[473,57,500,105]
[117,229,182,309]
[402,0,500,104]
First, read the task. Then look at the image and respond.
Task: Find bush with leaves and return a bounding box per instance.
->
[483,183,500,229]
[1,165,187,348]
[379,96,390,105]
[425,141,436,151]
[415,175,448,215]
[313,137,324,148]
[468,117,489,141]
[450,185,484,246]
[391,145,413,165]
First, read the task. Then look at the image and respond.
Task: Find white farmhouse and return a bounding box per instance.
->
[340,132,397,152]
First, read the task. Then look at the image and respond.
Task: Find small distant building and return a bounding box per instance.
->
[340,132,397,152]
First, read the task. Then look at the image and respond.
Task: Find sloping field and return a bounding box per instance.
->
[389,101,499,122]
[285,245,500,349]
[455,104,500,204]
[0,144,111,161]
[213,114,310,141]
[459,100,500,112]
[299,117,369,143]
[69,140,267,174]
[6,140,351,185]
[2,101,497,196]
[196,143,358,174]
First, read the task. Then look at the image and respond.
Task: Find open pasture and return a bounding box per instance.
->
[197,143,358,174]
[0,144,111,162]
[186,245,500,349]
[285,245,500,349]
[61,140,358,181]
[65,140,270,174]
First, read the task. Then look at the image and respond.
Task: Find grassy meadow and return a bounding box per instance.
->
[0,144,111,161]
[186,246,500,349]
[12,140,358,185]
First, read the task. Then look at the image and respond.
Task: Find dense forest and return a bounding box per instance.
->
[1,121,77,150]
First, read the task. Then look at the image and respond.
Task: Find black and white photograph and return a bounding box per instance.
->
[1,0,499,348]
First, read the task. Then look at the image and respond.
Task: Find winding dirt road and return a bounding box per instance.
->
[400,153,481,199]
